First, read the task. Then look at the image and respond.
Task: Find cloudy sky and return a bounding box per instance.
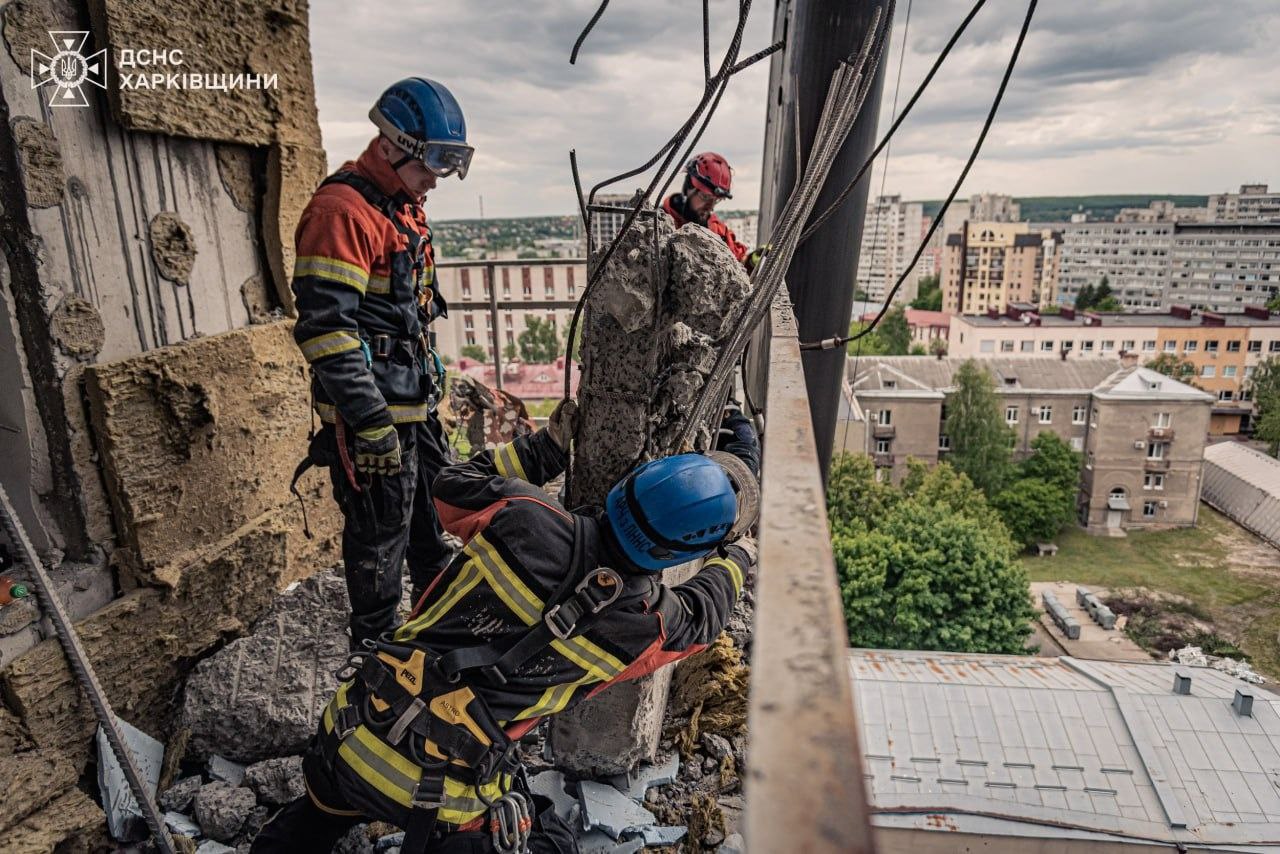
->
[309,0,1279,221]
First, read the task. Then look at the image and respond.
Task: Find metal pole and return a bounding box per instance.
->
[487,262,503,391]
[759,0,889,482]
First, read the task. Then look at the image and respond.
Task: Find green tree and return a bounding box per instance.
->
[1075,283,1096,311]
[833,500,1034,653]
[909,343,927,356]
[1040,304,1061,315]
[944,360,1012,495]
[910,274,942,311]
[517,316,562,363]
[901,459,1009,535]
[1251,357,1280,455]
[1019,431,1081,495]
[460,344,489,362]
[503,343,518,362]
[1267,292,1280,312]
[929,337,948,357]
[1145,352,1198,384]
[992,479,1074,547]
[845,321,891,356]
[879,307,912,355]
[825,453,900,535]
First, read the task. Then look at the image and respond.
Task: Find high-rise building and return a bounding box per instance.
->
[967,192,1020,223]
[1056,222,1174,310]
[1207,184,1280,223]
[941,221,1060,315]
[855,194,925,303]
[1113,199,1206,223]
[587,193,637,252]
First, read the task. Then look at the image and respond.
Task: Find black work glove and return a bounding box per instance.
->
[354,425,401,476]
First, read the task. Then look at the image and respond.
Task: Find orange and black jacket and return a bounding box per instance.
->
[393,429,751,739]
[291,138,445,431]
[662,193,750,263]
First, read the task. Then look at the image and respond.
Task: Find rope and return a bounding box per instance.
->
[569,0,612,65]
[801,0,1039,352]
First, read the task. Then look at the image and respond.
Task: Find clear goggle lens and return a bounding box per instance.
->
[423,143,473,179]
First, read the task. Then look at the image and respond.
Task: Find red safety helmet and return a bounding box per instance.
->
[686,152,733,199]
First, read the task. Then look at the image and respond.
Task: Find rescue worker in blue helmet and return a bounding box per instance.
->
[290,78,475,647]
[254,399,758,853]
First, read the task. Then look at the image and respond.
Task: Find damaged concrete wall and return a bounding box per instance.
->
[553,217,752,774]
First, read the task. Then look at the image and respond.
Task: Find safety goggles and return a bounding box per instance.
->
[421,141,474,180]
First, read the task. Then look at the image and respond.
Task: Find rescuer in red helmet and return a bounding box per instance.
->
[661,152,765,270]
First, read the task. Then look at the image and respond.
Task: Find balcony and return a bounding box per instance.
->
[1144,457,1171,472]
[872,422,895,439]
[1148,426,1175,442]
[873,452,896,467]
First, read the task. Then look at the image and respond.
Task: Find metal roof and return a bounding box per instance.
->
[1202,442,1280,547]
[850,649,1280,848]
[849,357,1122,394]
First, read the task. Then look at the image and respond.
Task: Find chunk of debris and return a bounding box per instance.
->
[528,769,578,821]
[575,829,644,854]
[700,733,732,763]
[163,811,201,839]
[160,775,203,813]
[207,754,247,787]
[194,841,237,854]
[191,782,256,842]
[720,831,747,853]
[606,752,680,802]
[11,116,64,208]
[375,831,405,851]
[96,716,164,842]
[578,780,656,840]
[637,824,688,846]
[181,569,350,762]
[244,755,306,806]
[149,212,198,286]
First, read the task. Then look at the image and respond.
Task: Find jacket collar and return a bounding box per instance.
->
[352,136,416,205]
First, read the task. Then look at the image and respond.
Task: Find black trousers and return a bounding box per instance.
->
[323,417,454,645]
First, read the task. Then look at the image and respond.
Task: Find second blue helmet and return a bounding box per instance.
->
[370,77,474,179]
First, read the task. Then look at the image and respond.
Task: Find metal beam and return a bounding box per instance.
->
[758,0,889,481]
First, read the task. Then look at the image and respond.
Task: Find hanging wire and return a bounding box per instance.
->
[801,0,1038,352]
[570,0,612,65]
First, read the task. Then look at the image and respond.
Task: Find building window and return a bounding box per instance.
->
[1245,365,1256,378]
[1241,387,1253,401]
[875,438,891,454]
[1020,340,1034,352]
[1143,501,1157,518]
[1153,412,1171,428]
[501,268,511,298]
[1144,473,1165,490]
[1248,340,1262,353]
[1038,405,1052,424]
[544,266,555,299]
[1110,486,1127,502]
[1205,340,1219,353]
[1163,340,1176,352]
[464,332,476,346]
[1122,340,1135,351]
[1184,340,1197,352]
[1001,340,1015,353]
[460,269,472,298]
[980,340,995,353]
[567,266,577,297]
[1062,341,1074,352]
[1271,341,1280,353]
[1005,406,1019,425]
[878,409,892,425]
[463,314,474,330]
[1227,340,1241,353]
[939,434,950,450]
[1143,340,1156,351]
[506,330,515,345]
[1100,340,1115,351]
[482,268,492,299]
[1223,365,1237,378]
[1219,390,1234,401]
[1070,436,1084,451]
[1082,341,1095,353]
[1041,340,1055,352]
[1072,405,1087,424]
[1201,365,1216,378]
[1147,442,1166,460]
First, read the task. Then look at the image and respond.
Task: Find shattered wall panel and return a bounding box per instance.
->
[87,0,321,146]
[84,320,338,586]
[0,787,107,853]
[265,142,328,313]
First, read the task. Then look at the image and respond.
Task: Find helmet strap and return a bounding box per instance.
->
[390,151,415,170]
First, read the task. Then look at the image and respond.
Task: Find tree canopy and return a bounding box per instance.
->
[460,343,489,362]
[1251,357,1280,456]
[1145,352,1199,386]
[911,274,942,311]
[517,316,563,363]
[943,360,1012,494]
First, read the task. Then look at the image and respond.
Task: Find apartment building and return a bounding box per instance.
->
[1207,183,1280,223]
[948,305,1280,434]
[840,356,1212,534]
[858,309,949,346]
[432,261,583,363]
[1056,221,1174,309]
[587,193,636,252]
[856,194,925,303]
[968,192,1021,223]
[941,222,1060,315]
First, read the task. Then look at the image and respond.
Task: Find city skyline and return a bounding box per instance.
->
[310,0,1279,220]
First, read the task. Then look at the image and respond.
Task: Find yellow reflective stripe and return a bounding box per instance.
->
[338,737,416,808]
[296,255,370,293]
[438,775,510,825]
[513,673,595,722]
[367,275,391,295]
[470,535,625,681]
[705,557,744,597]
[299,330,362,362]
[322,681,352,734]
[494,442,528,481]
[315,402,430,425]
[395,559,484,641]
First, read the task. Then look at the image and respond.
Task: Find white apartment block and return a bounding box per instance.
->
[1056,222,1174,310]
[1208,184,1280,223]
[967,192,1020,223]
[1166,223,1280,310]
[587,193,635,253]
[856,194,925,303]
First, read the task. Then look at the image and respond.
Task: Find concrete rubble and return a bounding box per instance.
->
[96,715,164,842]
[192,782,258,842]
[244,755,307,805]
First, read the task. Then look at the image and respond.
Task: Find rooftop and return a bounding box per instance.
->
[850,648,1280,848]
[1204,442,1280,497]
[859,309,950,328]
[958,308,1280,329]
[849,356,1126,395]
[1093,367,1215,403]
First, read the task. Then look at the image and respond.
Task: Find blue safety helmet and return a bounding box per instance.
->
[369,77,474,179]
[605,454,739,573]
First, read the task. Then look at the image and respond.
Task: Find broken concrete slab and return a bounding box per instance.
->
[244,755,306,806]
[96,716,165,842]
[181,569,349,762]
[528,769,578,822]
[194,840,237,854]
[84,321,340,589]
[720,831,746,854]
[375,831,405,851]
[0,786,107,854]
[161,776,203,813]
[149,212,199,286]
[635,824,687,846]
[574,829,643,854]
[215,144,257,214]
[0,748,79,835]
[164,811,201,839]
[265,143,328,314]
[701,732,733,763]
[606,752,679,802]
[208,754,247,787]
[192,782,256,842]
[578,780,655,840]
[10,117,64,208]
[0,704,34,755]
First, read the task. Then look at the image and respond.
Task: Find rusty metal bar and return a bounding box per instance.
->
[746,289,875,853]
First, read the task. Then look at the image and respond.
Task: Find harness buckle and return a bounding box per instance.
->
[387,697,427,746]
[410,768,447,811]
[542,568,624,641]
[369,334,393,359]
[334,704,361,741]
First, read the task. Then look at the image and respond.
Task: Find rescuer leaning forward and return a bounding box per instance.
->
[660,151,768,272]
[291,78,475,646]
[253,399,759,854]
